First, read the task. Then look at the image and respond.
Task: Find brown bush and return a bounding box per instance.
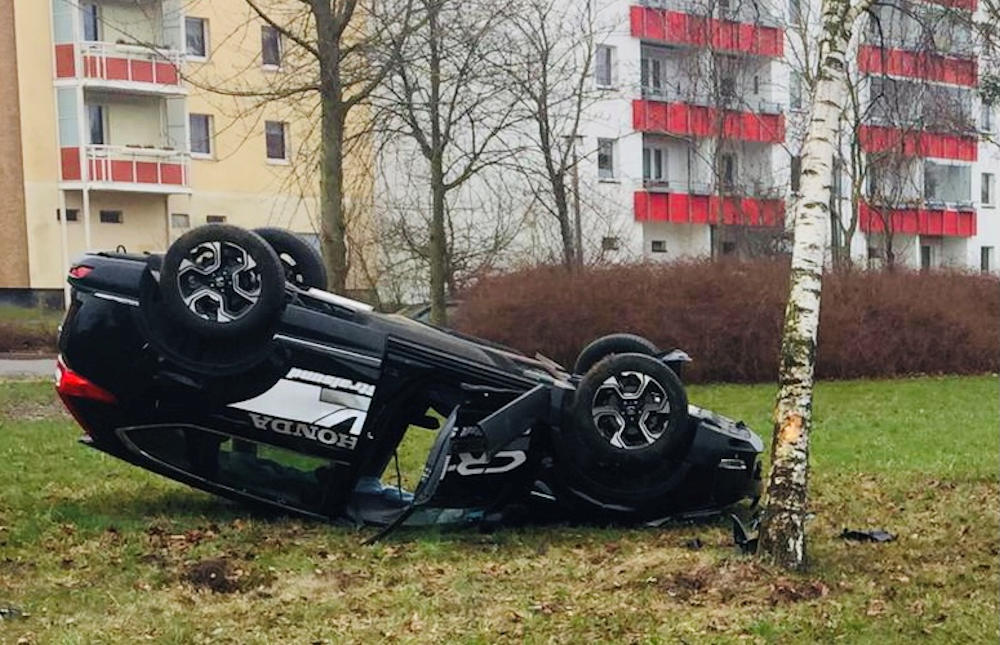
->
[453,260,1000,383]
[0,321,59,354]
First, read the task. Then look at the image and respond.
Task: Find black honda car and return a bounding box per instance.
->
[56,225,762,533]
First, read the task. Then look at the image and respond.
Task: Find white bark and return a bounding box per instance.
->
[757,0,873,569]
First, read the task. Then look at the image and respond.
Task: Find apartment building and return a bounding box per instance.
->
[576,0,998,270]
[0,0,371,303]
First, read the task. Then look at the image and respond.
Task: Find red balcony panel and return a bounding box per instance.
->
[859,201,976,237]
[87,159,105,181]
[629,6,783,57]
[106,57,130,81]
[160,163,184,185]
[60,147,81,181]
[155,62,179,84]
[110,160,134,182]
[130,59,154,83]
[55,44,75,78]
[926,0,976,10]
[858,45,977,87]
[135,162,159,184]
[633,100,785,143]
[858,125,977,161]
[634,190,785,226]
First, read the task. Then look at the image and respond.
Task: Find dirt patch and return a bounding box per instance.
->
[768,577,829,605]
[182,557,273,594]
[650,560,829,608]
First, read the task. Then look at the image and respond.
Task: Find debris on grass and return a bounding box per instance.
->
[182,557,273,594]
[0,604,26,620]
[839,528,896,543]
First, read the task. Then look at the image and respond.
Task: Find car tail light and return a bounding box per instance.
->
[56,357,117,436]
[56,358,117,404]
[68,265,93,279]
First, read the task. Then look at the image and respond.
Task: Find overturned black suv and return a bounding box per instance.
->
[56,225,762,533]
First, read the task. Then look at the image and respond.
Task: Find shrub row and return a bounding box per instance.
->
[453,260,1000,383]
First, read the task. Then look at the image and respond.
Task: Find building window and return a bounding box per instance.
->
[206,215,227,224]
[265,121,288,161]
[720,153,736,188]
[82,3,101,41]
[595,45,615,88]
[982,173,995,206]
[99,210,122,224]
[789,0,802,23]
[640,58,662,94]
[186,17,208,58]
[790,72,803,110]
[601,236,621,251]
[88,104,105,145]
[642,146,665,182]
[189,114,213,157]
[261,26,282,67]
[597,138,615,179]
[790,155,801,192]
[56,209,79,222]
[920,244,932,270]
[981,104,995,133]
[170,213,191,229]
[651,240,667,253]
[982,246,995,273]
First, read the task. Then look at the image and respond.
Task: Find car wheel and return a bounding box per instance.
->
[253,227,328,290]
[572,353,689,466]
[159,225,285,338]
[573,333,658,375]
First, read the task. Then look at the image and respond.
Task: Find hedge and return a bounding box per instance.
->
[453,260,1000,383]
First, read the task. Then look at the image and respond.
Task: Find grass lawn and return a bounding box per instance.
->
[0,376,996,643]
[0,306,61,354]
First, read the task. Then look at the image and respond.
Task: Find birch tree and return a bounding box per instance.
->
[756,0,875,569]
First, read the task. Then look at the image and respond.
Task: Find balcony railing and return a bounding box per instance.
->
[859,200,976,237]
[637,0,783,27]
[633,99,786,143]
[857,45,978,87]
[60,145,190,191]
[643,178,783,199]
[634,189,785,226]
[641,86,784,114]
[55,41,184,91]
[630,5,784,57]
[858,124,978,161]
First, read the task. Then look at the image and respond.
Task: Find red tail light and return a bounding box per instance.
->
[56,357,117,404]
[68,265,93,279]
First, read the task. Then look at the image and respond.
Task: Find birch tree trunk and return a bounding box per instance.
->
[757,0,872,569]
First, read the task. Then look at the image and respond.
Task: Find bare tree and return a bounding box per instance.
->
[492,0,608,269]
[378,0,519,325]
[179,0,415,294]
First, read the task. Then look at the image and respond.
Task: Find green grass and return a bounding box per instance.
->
[0,376,996,643]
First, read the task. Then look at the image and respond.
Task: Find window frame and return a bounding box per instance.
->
[982,172,996,207]
[261,25,283,69]
[189,113,214,158]
[99,210,123,224]
[594,45,616,89]
[87,104,106,146]
[170,213,191,229]
[265,120,290,163]
[981,246,994,273]
[597,138,616,180]
[185,17,208,60]
[81,2,101,42]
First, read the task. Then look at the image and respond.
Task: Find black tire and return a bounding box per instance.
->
[253,227,328,290]
[159,225,285,338]
[573,333,658,375]
[571,353,689,466]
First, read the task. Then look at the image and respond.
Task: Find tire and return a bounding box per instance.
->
[253,227,328,290]
[573,333,658,375]
[571,353,689,466]
[159,225,285,338]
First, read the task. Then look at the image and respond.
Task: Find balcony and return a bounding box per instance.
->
[60,145,190,193]
[633,99,785,143]
[634,186,784,226]
[54,41,184,94]
[859,125,977,161]
[630,5,783,57]
[859,201,976,237]
[858,45,977,87]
